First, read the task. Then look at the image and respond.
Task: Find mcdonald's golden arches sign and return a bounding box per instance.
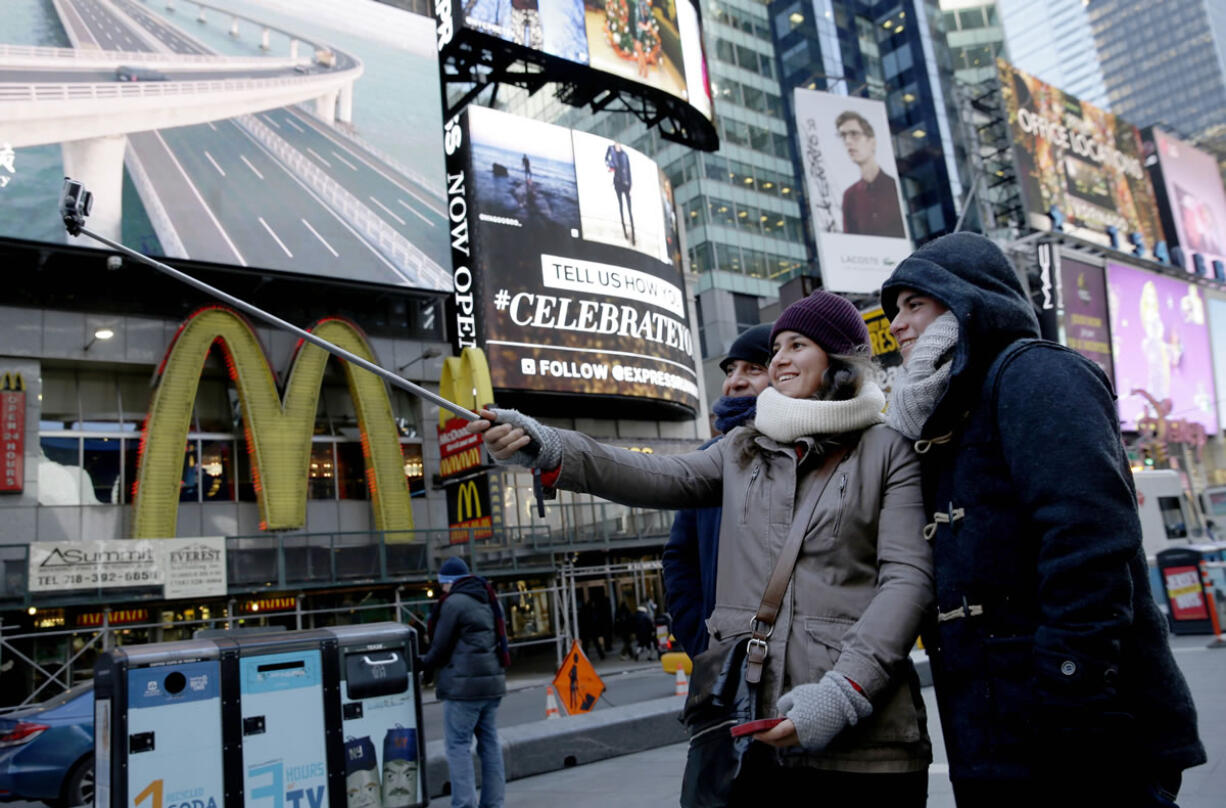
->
[132,307,414,538]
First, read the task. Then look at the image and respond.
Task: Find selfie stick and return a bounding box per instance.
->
[71,223,479,419]
[59,178,549,514]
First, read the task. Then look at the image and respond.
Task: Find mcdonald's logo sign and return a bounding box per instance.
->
[132,306,413,538]
[446,475,493,544]
[437,347,494,479]
[1,371,26,494]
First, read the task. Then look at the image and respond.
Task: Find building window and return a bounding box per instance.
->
[733,293,760,331]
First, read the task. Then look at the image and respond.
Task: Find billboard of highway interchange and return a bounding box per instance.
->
[1,0,451,291]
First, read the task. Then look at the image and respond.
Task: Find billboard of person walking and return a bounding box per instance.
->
[794,88,912,293]
[448,105,699,414]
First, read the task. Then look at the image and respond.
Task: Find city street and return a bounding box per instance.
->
[498,636,1226,807]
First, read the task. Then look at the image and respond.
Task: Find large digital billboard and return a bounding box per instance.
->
[794,89,911,294]
[1,0,450,291]
[1209,294,1226,433]
[1057,257,1114,386]
[999,60,1165,251]
[441,0,713,126]
[444,104,698,413]
[1106,262,1217,434]
[1143,128,1226,277]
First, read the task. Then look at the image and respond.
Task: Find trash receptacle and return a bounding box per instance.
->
[94,623,425,808]
[1156,546,1224,634]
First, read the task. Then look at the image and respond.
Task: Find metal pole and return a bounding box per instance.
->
[954,171,982,233]
[73,227,479,421]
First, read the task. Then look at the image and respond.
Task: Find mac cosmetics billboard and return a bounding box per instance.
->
[794,89,911,294]
[443,104,698,413]
[1057,257,1114,386]
[1,0,450,291]
[1143,128,1226,277]
[443,0,713,125]
[999,60,1165,251]
[1106,262,1217,434]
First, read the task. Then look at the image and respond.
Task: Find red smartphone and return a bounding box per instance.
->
[729,717,785,737]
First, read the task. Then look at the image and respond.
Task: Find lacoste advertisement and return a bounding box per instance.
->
[794,88,912,294]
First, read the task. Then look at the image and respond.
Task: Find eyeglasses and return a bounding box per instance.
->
[838,129,868,141]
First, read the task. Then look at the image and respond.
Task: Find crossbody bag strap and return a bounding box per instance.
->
[745,443,851,685]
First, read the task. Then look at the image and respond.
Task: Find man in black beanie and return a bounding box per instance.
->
[662,322,773,657]
[880,232,1205,806]
[421,557,509,808]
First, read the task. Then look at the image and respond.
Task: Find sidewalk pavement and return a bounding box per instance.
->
[422,642,658,705]
[487,635,1225,807]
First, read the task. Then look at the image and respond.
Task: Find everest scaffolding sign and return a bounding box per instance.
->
[28,537,227,599]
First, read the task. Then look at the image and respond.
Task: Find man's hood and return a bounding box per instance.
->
[449,575,489,603]
[881,233,1039,428]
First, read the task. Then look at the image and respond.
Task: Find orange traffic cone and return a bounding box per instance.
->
[545,685,562,719]
[674,666,689,697]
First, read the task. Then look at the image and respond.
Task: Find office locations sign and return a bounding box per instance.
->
[794,89,911,293]
[999,59,1164,250]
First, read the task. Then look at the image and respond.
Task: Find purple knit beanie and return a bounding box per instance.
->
[770,290,869,356]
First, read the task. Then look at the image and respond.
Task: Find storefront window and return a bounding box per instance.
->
[123,438,141,503]
[82,437,122,504]
[200,440,235,502]
[402,442,425,498]
[180,441,200,503]
[309,442,336,499]
[236,437,258,502]
[336,442,368,500]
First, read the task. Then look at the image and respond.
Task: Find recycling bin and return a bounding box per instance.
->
[93,640,227,808]
[1156,546,1226,635]
[94,623,425,808]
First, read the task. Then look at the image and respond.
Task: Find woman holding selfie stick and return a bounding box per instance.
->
[468,292,933,804]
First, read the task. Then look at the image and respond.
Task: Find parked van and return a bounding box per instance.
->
[1134,469,1199,559]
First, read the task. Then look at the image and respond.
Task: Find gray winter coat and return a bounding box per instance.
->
[420,577,507,701]
[553,422,933,773]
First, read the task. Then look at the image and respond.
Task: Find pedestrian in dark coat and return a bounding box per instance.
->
[420,557,509,808]
[880,232,1206,806]
[662,322,772,657]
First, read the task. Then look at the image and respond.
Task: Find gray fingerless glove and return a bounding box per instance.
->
[486,407,562,470]
[777,670,873,751]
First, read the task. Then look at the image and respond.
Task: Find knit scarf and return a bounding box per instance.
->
[753,382,886,444]
[427,576,511,668]
[885,311,960,440]
[712,394,758,434]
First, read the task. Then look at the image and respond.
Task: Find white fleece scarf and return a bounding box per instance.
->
[754,382,886,444]
[885,311,960,439]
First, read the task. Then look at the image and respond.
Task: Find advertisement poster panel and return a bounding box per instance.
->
[793,89,912,293]
[998,60,1164,250]
[1208,294,1226,432]
[28,537,227,597]
[0,375,24,493]
[456,0,712,122]
[1057,257,1114,385]
[2,0,449,291]
[860,306,902,397]
[448,104,699,413]
[1144,128,1226,276]
[1105,263,1218,434]
[445,474,496,544]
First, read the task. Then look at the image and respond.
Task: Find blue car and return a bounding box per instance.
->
[0,683,93,807]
